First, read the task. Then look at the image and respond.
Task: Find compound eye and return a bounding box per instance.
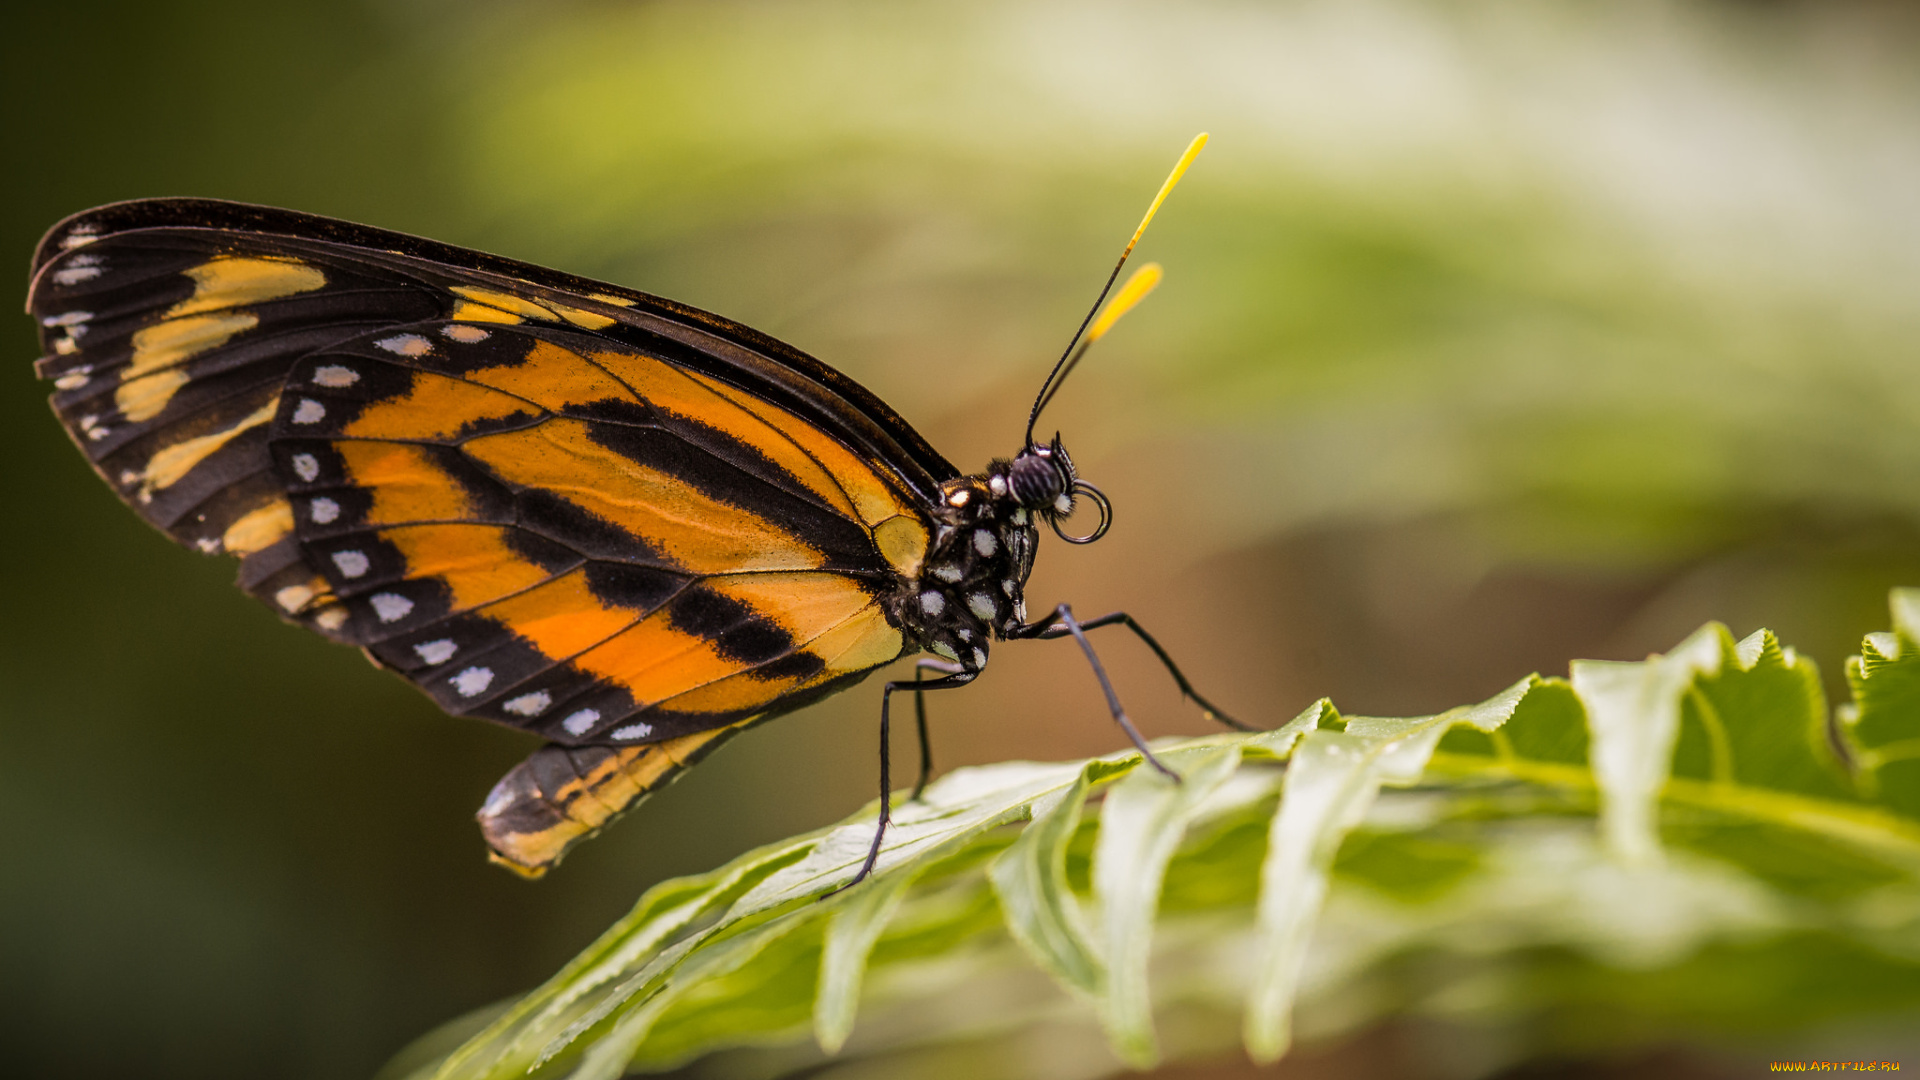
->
[1008,453,1064,508]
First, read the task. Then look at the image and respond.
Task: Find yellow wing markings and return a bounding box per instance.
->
[448,301,525,325]
[172,257,327,317]
[118,313,254,422]
[221,498,295,555]
[115,257,327,422]
[448,285,618,330]
[872,515,929,580]
[129,393,281,501]
[465,419,825,573]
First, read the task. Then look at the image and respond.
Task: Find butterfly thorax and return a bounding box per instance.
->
[887,444,1078,672]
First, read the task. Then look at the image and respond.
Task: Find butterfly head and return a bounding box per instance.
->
[1008,435,1110,545]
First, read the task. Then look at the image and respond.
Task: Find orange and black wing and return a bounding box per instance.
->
[28,198,956,874]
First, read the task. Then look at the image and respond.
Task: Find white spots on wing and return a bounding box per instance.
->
[376,333,432,357]
[54,366,91,390]
[612,722,653,741]
[313,606,348,631]
[931,564,963,583]
[1011,509,1028,525]
[371,592,414,622]
[930,640,960,661]
[53,336,80,356]
[562,708,601,736]
[41,311,93,328]
[948,489,971,507]
[971,647,986,668]
[503,691,552,717]
[290,453,320,483]
[275,584,314,612]
[60,226,99,250]
[413,639,458,665]
[311,364,359,388]
[331,549,370,578]
[967,592,996,620]
[1054,493,1073,513]
[956,627,971,642]
[442,324,490,343]
[308,497,340,524]
[195,537,222,554]
[1002,578,1018,595]
[53,265,102,286]
[919,591,946,616]
[291,398,326,424]
[452,666,494,697]
[972,530,997,557]
[988,474,1008,497]
[79,414,109,441]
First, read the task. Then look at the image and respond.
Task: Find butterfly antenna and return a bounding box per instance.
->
[1025,132,1208,448]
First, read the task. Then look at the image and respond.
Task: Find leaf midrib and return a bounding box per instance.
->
[1424,751,1920,863]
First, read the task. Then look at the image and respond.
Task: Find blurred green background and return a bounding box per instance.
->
[5,1,1919,1077]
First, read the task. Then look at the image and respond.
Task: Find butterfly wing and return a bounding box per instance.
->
[29,198,956,874]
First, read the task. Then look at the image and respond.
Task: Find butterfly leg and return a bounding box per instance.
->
[832,668,977,894]
[1025,604,1182,782]
[911,657,966,801]
[1026,610,1253,732]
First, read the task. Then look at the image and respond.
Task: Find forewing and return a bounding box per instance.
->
[27,199,945,746]
[29,218,446,596]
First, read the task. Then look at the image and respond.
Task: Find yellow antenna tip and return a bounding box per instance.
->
[1086,263,1163,344]
[1122,133,1209,259]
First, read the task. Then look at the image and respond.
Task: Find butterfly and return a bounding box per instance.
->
[26,135,1242,885]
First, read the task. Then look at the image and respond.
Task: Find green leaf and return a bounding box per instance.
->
[1572,625,1726,864]
[1244,676,1531,1061]
[987,761,1104,1000]
[1846,587,1920,818]
[814,863,918,1053]
[393,593,1920,1080]
[1091,745,1243,1066]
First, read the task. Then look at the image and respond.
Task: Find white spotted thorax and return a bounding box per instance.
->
[889,440,1081,671]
